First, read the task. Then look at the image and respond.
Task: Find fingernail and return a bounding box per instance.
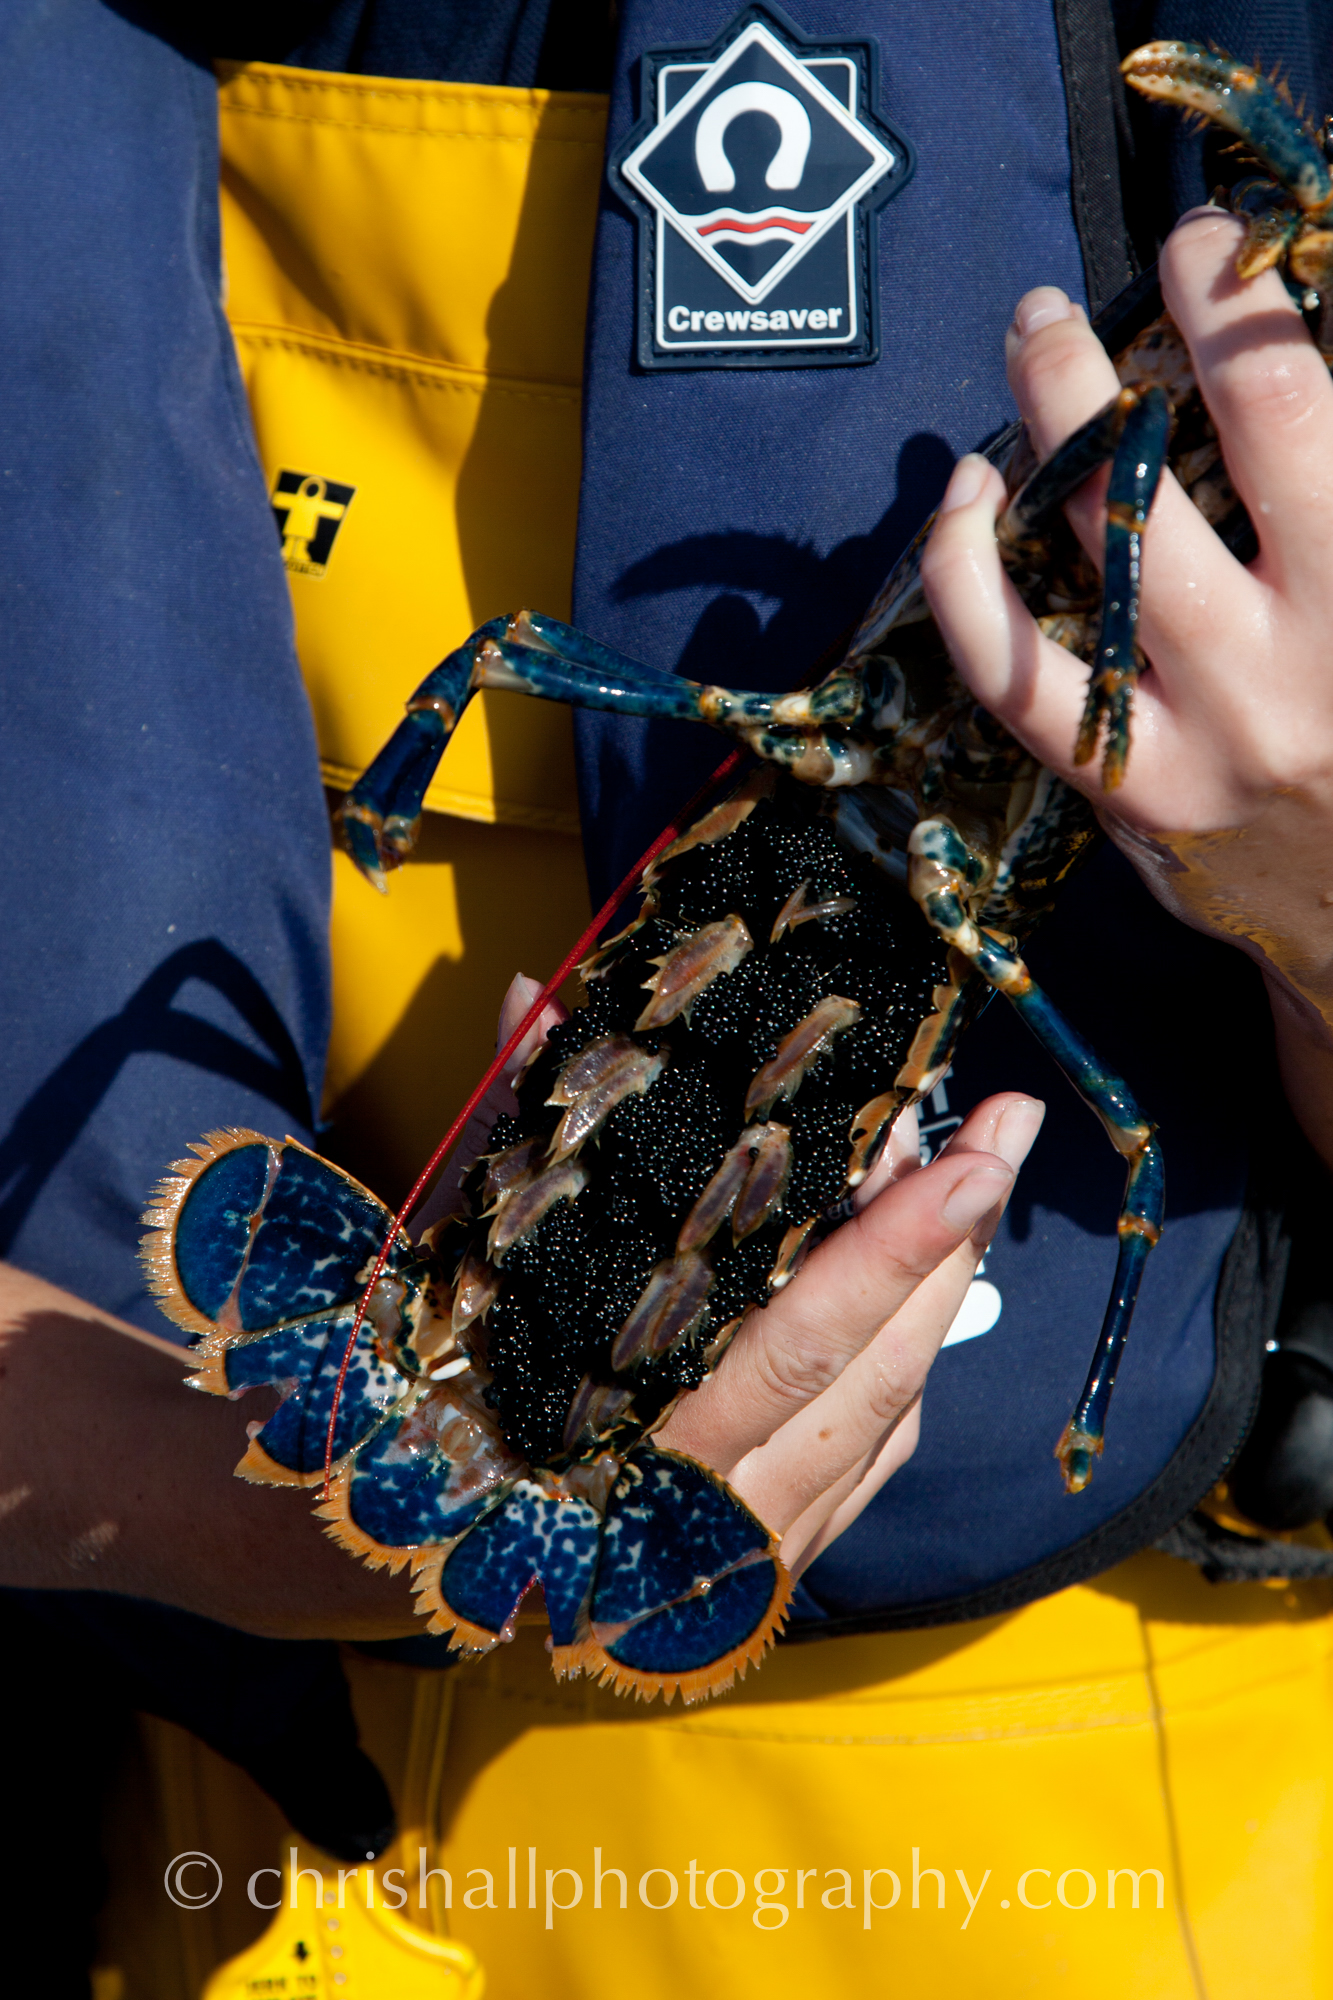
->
[1013,287,1074,340]
[887,1102,921,1178]
[497,971,543,1049]
[991,1097,1046,1172]
[941,1163,1012,1233]
[938,453,989,515]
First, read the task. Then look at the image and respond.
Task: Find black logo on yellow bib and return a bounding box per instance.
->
[612,4,912,371]
[270,470,355,577]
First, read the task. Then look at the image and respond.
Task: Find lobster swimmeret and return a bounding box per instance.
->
[143,48,1333,1701]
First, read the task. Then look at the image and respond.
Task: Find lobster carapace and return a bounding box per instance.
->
[143,47,1333,1701]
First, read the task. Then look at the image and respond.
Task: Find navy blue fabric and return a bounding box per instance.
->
[572,0,1088,889]
[0,4,375,1920]
[0,0,331,1334]
[565,0,1294,1622]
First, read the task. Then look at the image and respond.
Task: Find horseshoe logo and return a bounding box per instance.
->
[695,82,812,192]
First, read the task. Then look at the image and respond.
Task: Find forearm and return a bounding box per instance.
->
[0,1263,418,1639]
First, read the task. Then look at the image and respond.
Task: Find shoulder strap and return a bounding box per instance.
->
[1052,0,1138,314]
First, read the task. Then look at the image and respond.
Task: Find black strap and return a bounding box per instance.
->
[1053,0,1138,315]
[1157,1511,1333,1583]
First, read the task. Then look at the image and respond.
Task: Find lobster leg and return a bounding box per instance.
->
[1073,388,1171,788]
[1001,384,1171,791]
[1123,44,1332,224]
[909,822,1164,1494]
[339,613,720,887]
[339,608,869,886]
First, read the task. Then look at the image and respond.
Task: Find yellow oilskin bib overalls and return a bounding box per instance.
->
[91,59,1333,2000]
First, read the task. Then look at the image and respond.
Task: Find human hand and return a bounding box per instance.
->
[658,1091,1044,1577]
[419,979,1043,1576]
[456,984,1043,1577]
[920,210,1333,1157]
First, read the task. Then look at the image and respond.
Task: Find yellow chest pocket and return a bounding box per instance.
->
[218,63,607,1198]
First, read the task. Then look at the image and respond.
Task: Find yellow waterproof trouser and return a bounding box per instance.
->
[100,1556,1333,1997]
[91,62,1333,2000]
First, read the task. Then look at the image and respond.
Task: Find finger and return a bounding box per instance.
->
[414,972,569,1235]
[728,1224,983,1533]
[921,456,1093,771]
[1161,205,1333,597]
[724,1097,1043,1529]
[1004,285,1255,672]
[780,1401,922,1578]
[660,1091,1041,1473]
[495,970,570,1085]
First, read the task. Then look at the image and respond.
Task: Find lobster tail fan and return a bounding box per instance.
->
[140,1127,281,1343]
[140,1132,419,1486]
[315,1380,525,1575]
[414,1479,605,1658]
[565,1447,791,1705]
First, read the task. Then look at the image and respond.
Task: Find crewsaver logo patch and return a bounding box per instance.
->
[612,4,912,371]
[270,470,356,578]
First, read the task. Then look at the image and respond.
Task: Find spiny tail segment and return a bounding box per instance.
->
[316,1381,525,1574]
[567,1448,791,1705]
[140,1132,422,1485]
[1123,43,1332,218]
[414,1477,606,1656]
[908,841,1164,1491]
[1073,386,1170,789]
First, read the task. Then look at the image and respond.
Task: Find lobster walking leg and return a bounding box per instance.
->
[909,820,1164,1494]
[339,614,734,886]
[1000,383,1172,791]
[1073,388,1171,788]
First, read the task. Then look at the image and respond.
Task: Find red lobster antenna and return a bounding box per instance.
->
[321,748,745,1494]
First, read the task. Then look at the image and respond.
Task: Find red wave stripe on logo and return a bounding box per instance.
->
[696,214,813,237]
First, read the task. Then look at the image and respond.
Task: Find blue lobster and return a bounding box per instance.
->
[142,47,1333,1701]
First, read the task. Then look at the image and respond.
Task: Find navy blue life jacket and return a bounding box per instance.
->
[285,0,1333,1624]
